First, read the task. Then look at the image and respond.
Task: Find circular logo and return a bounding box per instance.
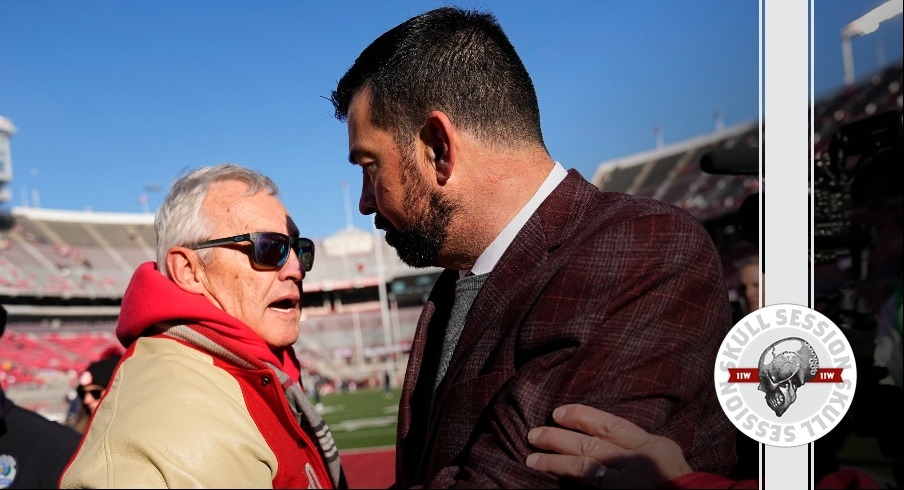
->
[713,303,857,447]
[0,453,18,488]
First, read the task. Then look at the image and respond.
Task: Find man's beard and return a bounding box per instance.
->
[376,163,459,268]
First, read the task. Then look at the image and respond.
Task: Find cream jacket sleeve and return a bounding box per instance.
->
[61,337,279,489]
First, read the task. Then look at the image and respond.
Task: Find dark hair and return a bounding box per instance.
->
[331,7,546,152]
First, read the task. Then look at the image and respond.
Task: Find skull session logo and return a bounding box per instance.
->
[714,304,857,447]
[757,337,821,417]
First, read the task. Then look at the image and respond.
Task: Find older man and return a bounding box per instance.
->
[61,164,345,488]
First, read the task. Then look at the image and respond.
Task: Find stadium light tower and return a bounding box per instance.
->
[341,180,357,230]
[841,0,903,86]
[0,115,16,203]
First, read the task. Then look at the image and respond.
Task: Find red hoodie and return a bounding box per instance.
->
[61,262,344,488]
[117,262,301,381]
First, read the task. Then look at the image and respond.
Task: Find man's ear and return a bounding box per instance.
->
[422,111,455,185]
[166,247,208,295]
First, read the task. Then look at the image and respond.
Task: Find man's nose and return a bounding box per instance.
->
[359,174,376,215]
[281,250,305,283]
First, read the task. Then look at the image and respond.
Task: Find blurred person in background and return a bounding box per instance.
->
[870,273,902,488]
[60,165,345,488]
[728,255,762,480]
[65,352,122,434]
[383,370,393,398]
[736,256,761,315]
[332,6,734,487]
[0,304,82,489]
[874,275,902,390]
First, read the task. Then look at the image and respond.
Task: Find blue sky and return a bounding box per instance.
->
[1,1,901,239]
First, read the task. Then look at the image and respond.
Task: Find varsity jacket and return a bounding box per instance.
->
[60,262,345,489]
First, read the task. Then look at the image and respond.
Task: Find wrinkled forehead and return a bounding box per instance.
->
[204,181,297,235]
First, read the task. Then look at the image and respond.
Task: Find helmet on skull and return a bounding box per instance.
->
[757,337,819,417]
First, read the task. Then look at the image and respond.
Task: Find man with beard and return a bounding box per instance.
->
[331,6,735,488]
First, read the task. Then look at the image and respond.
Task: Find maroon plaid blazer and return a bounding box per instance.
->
[395,170,736,488]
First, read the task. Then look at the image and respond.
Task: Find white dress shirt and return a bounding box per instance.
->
[460,161,568,278]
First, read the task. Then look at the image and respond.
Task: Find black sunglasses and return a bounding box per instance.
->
[191,232,315,271]
[78,387,104,399]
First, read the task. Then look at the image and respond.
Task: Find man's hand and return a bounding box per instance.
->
[526,404,693,488]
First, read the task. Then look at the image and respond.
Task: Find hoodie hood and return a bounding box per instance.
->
[116,262,300,381]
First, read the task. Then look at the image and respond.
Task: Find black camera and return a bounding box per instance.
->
[700,110,902,265]
[814,110,902,266]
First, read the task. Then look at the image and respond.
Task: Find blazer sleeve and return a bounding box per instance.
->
[428,210,736,488]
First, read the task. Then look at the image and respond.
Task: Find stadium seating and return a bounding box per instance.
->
[594,123,759,224]
[1,60,901,421]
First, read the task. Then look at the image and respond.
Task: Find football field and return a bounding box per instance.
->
[319,387,400,450]
[321,387,401,488]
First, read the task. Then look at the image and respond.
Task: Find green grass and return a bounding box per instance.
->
[317,387,401,451]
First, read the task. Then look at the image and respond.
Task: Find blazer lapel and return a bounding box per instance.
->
[441,171,586,385]
[397,269,457,487]
[420,171,593,476]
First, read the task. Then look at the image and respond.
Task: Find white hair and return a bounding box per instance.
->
[155,164,279,277]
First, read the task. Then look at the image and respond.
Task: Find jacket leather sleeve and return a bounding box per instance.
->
[61,337,279,489]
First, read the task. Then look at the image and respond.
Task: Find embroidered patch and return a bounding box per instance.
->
[0,453,18,488]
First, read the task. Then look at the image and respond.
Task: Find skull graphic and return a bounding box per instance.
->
[757,337,819,417]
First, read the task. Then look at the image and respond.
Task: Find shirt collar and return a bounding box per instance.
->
[460,162,568,279]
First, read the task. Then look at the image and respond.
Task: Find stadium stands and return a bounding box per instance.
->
[592,60,902,342]
[0,208,154,299]
[1,60,901,421]
[592,122,759,223]
[0,208,436,303]
[814,64,903,152]
[0,205,439,416]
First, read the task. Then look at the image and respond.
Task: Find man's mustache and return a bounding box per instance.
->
[374,214,394,231]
